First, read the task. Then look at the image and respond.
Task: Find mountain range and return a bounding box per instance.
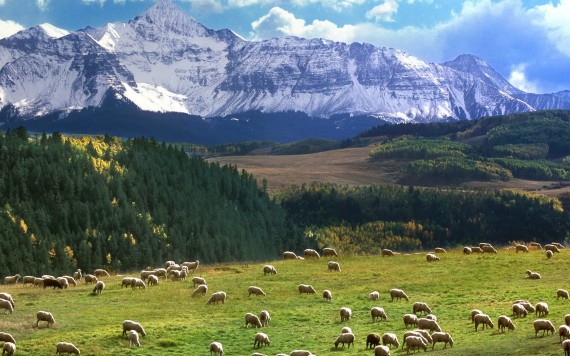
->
[0,0,569,143]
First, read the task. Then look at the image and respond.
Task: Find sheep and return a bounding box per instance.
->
[479,242,491,248]
[84,274,98,284]
[529,242,542,249]
[426,314,437,321]
[248,286,266,297]
[564,339,570,356]
[192,284,208,297]
[0,293,14,309]
[405,335,428,354]
[0,299,13,314]
[463,247,472,255]
[166,264,182,273]
[534,319,555,336]
[545,244,561,253]
[412,329,433,344]
[371,307,387,322]
[127,330,140,347]
[131,278,146,289]
[526,270,541,279]
[61,276,77,287]
[56,341,80,355]
[426,253,440,262]
[565,314,570,326]
[2,342,15,356]
[36,311,56,327]
[0,332,16,344]
[431,332,454,349]
[164,260,176,269]
[298,284,316,295]
[381,332,399,349]
[147,275,159,286]
[334,332,354,348]
[259,310,271,327]
[417,318,442,332]
[253,332,270,348]
[182,260,199,273]
[73,269,82,281]
[209,341,223,355]
[374,345,390,356]
[516,300,536,312]
[153,268,168,279]
[369,291,380,301]
[515,244,529,253]
[296,256,305,260]
[169,269,187,281]
[122,320,146,337]
[43,278,63,289]
[546,250,554,259]
[22,275,35,287]
[482,245,497,253]
[92,280,105,295]
[412,301,431,315]
[322,289,332,302]
[283,251,298,259]
[327,261,341,272]
[245,313,263,328]
[340,326,352,334]
[474,313,494,331]
[139,270,155,281]
[560,325,570,342]
[251,353,266,356]
[434,247,447,253]
[512,303,528,318]
[471,246,483,253]
[3,274,20,285]
[121,277,135,288]
[55,277,69,289]
[33,278,44,287]
[323,247,339,257]
[191,277,206,287]
[366,333,381,349]
[339,307,352,322]
[303,248,320,258]
[381,248,395,257]
[552,242,565,249]
[207,291,227,304]
[289,351,314,356]
[403,313,418,328]
[558,289,569,300]
[497,315,516,332]
[263,265,277,275]
[389,288,409,301]
[535,302,549,316]
[402,332,427,350]
[93,269,110,278]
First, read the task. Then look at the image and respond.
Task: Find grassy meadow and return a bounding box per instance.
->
[0,248,569,355]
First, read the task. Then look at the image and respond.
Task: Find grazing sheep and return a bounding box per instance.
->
[248,286,266,297]
[304,248,320,258]
[139,270,154,281]
[516,300,535,312]
[327,261,341,272]
[334,332,355,348]
[402,332,427,350]
[565,314,570,326]
[369,291,380,301]
[121,277,134,288]
[544,244,561,253]
[412,302,431,315]
[56,341,80,355]
[166,264,182,273]
[33,278,44,287]
[22,275,35,287]
[153,268,167,279]
[552,242,565,249]
[479,242,491,248]
[0,293,14,309]
[426,314,437,321]
[412,329,433,344]
[209,341,223,355]
[2,342,15,356]
[535,302,549,316]
[482,245,497,253]
[164,260,176,269]
[371,307,387,322]
[526,270,541,279]
[560,325,570,342]
[558,289,570,300]
[207,291,227,304]
[546,250,553,259]
[515,244,529,253]
[463,246,472,255]
[169,269,187,281]
[191,277,206,287]
[564,339,570,356]
[405,336,428,354]
[426,253,440,262]
[471,246,483,253]
[259,310,270,327]
[528,242,541,249]
[497,315,516,332]
[374,345,390,356]
[43,278,63,289]
[253,332,270,348]
[3,274,20,285]
[192,284,208,297]
[73,269,82,281]
[147,275,159,286]
[245,313,263,328]
[36,311,56,327]
[431,332,454,349]
[182,260,199,273]
[93,269,110,278]
[366,333,381,349]
[298,284,316,295]
[339,307,352,322]
[533,319,555,336]
[434,247,447,253]
[340,327,352,334]
[417,318,442,332]
[512,303,528,318]
[381,248,396,257]
[131,278,146,289]
[62,276,77,287]
[263,265,277,275]
[323,247,339,257]
[251,353,266,356]
[322,289,332,302]
[127,330,140,348]
[381,332,399,348]
[84,274,98,284]
[0,299,13,314]
[283,251,297,259]
[403,314,419,328]
[389,288,409,301]
[289,351,314,356]
[474,313,494,331]
[92,281,105,295]
[122,320,146,337]
[0,332,15,344]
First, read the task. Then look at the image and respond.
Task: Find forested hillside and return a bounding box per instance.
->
[0,129,302,278]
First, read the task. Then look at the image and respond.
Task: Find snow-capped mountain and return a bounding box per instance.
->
[0,0,568,135]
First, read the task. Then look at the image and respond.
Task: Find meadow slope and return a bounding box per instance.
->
[0,248,569,355]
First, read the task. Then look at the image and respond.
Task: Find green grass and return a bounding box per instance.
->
[1,248,569,355]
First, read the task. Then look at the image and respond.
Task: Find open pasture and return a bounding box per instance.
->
[0,247,569,355]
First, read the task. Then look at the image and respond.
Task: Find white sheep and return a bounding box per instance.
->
[207,291,227,304]
[366,333,380,349]
[374,345,390,356]
[563,339,570,356]
[558,289,569,300]
[463,247,472,255]
[533,319,555,336]
[22,275,35,287]
[131,278,146,289]
[401,332,427,350]
[403,313,418,328]
[482,245,497,253]
[209,341,223,355]
[381,248,395,257]
[474,313,494,331]
[289,350,314,356]
[33,278,43,287]
[431,332,454,349]
[417,318,442,332]
[535,302,549,317]
[253,332,270,348]
[164,260,176,269]
[565,314,570,326]
[497,315,516,332]
[153,268,168,279]
[323,247,339,257]
[371,307,387,322]
[192,284,208,297]
[512,303,527,318]
[283,251,298,259]
[0,293,14,308]
[411,329,432,344]
[147,275,159,286]
[560,325,570,342]
[544,244,561,253]
[56,341,80,355]
[191,277,207,287]
[62,276,77,287]
[93,269,110,278]
[245,313,262,328]
[263,265,277,275]
[530,242,542,249]
[412,302,431,315]
[327,261,341,272]
[128,330,140,347]
[304,248,320,258]
[122,320,146,337]
[334,332,355,348]
[182,260,199,273]
[434,247,447,253]
[552,242,565,249]
[515,244,529,253]
[526,270,541,279]
[3,274,20,285]
[546,250,554,259]
[369,291,380,301]
[381,332,399,348]
[121,277,134,288]
[470,246,483,253]
[139,270,155,281]
[516,300,535,312]
[259,310,271,327]
[84,274,98,284]
[2,342,15,356]
[0,300,13,314]
[389,288,409,301]
[92,280,105,294]
[73,269,82,281]
[36,311,56,327]
[426,253,440,262]
[169,269,187,281]
[322,289,332,302]
[405,335,428,353]
[339,307,352,322]
[0,332,16,344]
[248,286,266,297]
[471,309,483,322]
[298,284,316,295]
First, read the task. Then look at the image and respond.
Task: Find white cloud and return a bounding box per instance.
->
[508,63,539,93]
[365,0,399,22]
[530,0,570,57]
[0,19,25,39]
[36,0,49,11]
[288,0,366,11]
[227,0,277,7]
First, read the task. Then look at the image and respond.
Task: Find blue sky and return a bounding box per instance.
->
[1,0,569,94]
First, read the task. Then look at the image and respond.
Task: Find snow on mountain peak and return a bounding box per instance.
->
[38,23,70,39]
[133,0,208,38]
